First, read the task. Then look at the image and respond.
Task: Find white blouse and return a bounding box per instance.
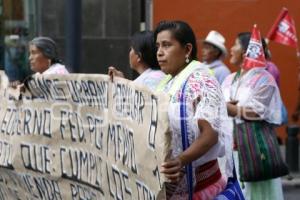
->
[164,64,232,177]
[43,63,69,75]
[133,68,165,91]
[222,67,283,125]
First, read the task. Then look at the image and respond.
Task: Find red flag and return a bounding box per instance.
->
[243,24,266,70]
[267,7,298,48]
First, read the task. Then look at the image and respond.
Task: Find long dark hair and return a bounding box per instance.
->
[237,32,251,52]
[237,32,270,59]
[154,20,198,60]
[131,31,159,69]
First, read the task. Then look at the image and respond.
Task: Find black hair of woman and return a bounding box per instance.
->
[154,20,198,61]
[29,36,62,65]
[131,30,160,69]
[237,32,271,60]
[261,38,272,59]
[237,32,251,52]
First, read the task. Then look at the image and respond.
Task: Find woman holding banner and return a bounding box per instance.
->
[108,30,165,91]
[155,20,232,199]
[29,37,69,75]
[221,32,285,200]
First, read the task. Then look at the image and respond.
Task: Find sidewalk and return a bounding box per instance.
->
[282,172,300,188]
[280,145,300,189]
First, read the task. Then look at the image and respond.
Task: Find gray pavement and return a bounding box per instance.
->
[280,145,300,199]
[282,172,300,187]
[282,173,300,200]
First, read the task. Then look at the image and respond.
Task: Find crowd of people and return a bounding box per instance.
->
[106,20,292,200]
[5,19,299,200]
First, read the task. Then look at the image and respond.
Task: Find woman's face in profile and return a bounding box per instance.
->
[230,38,244,67]
[29,44,49,73]
[156,30,187,76]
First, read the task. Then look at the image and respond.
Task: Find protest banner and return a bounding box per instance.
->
[0,72,171,200]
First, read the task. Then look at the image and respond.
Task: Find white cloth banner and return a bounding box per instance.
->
[0,72,171,200]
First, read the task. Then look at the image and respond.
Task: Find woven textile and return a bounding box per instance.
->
[233,121,289,182]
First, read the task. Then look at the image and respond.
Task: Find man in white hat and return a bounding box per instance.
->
[202,30,230,84]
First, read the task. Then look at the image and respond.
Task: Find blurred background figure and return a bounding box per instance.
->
[262,38,288,130]
[29,37,68,75]
[108,30,165,91]
[5,30,31,87]
[201,30,230,84]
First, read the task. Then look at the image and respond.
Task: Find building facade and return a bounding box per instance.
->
[153,0,300,141]
[0,0,149,81]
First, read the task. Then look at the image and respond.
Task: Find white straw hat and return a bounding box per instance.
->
[203,30,227,56]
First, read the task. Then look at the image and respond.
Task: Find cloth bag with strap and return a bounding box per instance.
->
[234,120,289,182]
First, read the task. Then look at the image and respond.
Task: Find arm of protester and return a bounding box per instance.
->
[227,101,260,120]
[7,81,25,100]
[8,80,25,92]
[8,80,21,89]
[160,119,218,182]
[108,66,125,81]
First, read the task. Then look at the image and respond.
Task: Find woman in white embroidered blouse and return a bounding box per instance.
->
[222,32,284,200]
[29,37,69,75]
[155,20,232,200]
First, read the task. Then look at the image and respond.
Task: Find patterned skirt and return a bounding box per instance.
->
[166,159,227,200]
